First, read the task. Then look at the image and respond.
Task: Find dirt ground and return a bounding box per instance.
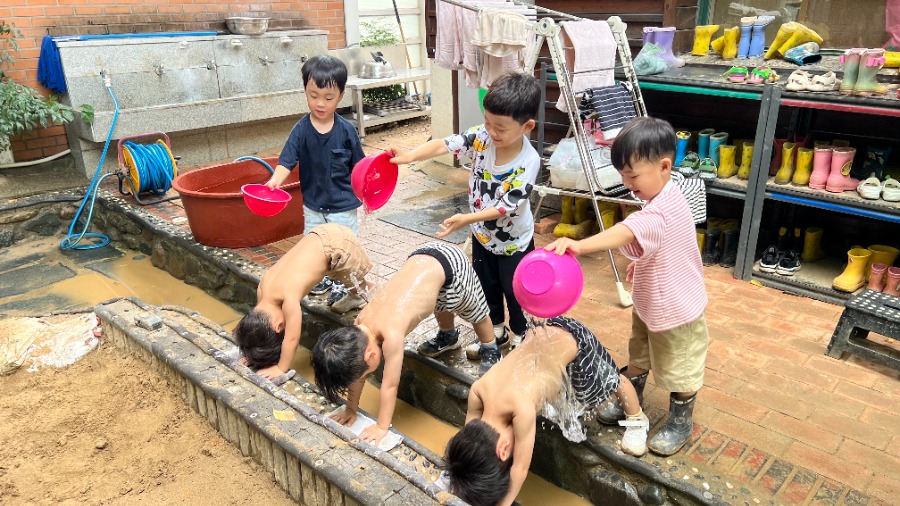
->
[0,339,294,505]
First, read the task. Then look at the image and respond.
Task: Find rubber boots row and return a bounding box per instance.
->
[840,48,888,97]
[764,22,824,60]
[642,27,685,68]
[833,245,900,293]
[864,245,900,293]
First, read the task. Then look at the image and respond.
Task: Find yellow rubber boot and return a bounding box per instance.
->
[885,51,900,68]
[720,219,740,231]
[833,248,873,292]
[574,198,592,224]
[800,227,824,262]
[697,228,706,252]
[600,209,616,230]
[721,27,740,60]
[561,197,574,223]
[868,245,900,277]
[774,142,797,184]
[765,22,798,59]
[737,142,754,180]
[711,35,726,54]
[777,23,823,55]
[692,25,721,55]
[791,147,814,185]
[717,145,737,178]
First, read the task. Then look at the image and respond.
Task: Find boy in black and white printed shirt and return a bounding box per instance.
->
[389,72,542,362]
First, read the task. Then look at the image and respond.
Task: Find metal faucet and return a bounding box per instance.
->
[204,59,215,70]
[153,64,164,76]
[259,55,274,66]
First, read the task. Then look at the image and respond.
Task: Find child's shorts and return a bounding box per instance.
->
[409,242,490,325]
[309,224,372,287]
[547,316,620,408]
[629,312,708,393]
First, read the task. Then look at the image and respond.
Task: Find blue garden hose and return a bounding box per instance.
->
[60,84,120,251]
[123,141,176,194]
[233,156,275,174]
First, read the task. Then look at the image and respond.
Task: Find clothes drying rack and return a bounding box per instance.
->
[439,0,648,307]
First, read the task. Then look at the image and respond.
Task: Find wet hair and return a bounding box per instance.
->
[610,116,677,170]
[444,420,513,506]
[482,72,541,124]
[311,326,370,403]
[234,308,285,370]
[301,54,349,93]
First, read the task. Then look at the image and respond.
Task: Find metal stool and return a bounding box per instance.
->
[826,289,900,370]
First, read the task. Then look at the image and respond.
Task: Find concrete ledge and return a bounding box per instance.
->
[95,297,463,506]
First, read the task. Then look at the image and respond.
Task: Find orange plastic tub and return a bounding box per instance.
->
[172,157,303,248]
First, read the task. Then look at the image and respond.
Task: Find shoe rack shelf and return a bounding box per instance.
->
[639,69,900,305]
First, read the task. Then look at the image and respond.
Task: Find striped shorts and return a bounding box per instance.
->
[409,242,490,325]
[547,316,620,408]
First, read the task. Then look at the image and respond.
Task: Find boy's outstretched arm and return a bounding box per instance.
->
[436,207,504,238]
[387,139,448,165]
[545,223,636,256]
[257,299,302,379]
[265,165,293,190]
[359,331,404,446]
[499,403,537,506]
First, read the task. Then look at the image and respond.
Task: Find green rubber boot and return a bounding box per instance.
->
[648,393,697,456]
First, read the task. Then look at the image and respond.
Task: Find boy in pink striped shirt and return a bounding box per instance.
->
[546,117,709,456]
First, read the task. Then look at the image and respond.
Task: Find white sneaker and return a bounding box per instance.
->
[619,411,650,457]
[464,331,511,360]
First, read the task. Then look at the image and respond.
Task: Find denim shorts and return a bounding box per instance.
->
[303,206,359,235]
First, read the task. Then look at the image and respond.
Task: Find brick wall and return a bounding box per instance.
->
[3,0,347,162]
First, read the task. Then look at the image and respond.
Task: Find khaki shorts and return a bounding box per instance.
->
[309,224,372,288]
[628,312,708,393]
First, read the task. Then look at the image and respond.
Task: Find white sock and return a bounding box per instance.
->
[493,324,505,339]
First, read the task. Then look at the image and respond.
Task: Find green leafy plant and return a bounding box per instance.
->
[359,18,405,104]
[0,21,93,153]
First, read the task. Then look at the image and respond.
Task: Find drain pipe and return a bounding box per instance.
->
[0,149,71,169]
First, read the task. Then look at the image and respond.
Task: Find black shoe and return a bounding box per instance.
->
[701,227,721,266]
[310,276,333,296]
[418,328,461,357]
[465,331,510,359]
[479,345,501,376]
[327,281,348,305]
[775,249,801,276]
[758,245,781,273]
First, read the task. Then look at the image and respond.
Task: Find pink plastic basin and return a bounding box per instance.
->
[512,249,584,318]
[351,152,398,212]
[241,184,292,217]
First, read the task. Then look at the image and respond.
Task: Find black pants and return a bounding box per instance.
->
[471,236,535,336]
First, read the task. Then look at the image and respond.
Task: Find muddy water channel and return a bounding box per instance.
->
[0,237,588,505]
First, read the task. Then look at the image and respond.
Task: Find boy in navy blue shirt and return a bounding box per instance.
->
[266,55,366,305]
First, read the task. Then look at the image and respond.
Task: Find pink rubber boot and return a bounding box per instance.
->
[825,147,859,193]
[808,146,832,189]
[884,267,900,297]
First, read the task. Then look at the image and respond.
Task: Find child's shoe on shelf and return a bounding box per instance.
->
[698,158,718,181]
[783,42,822,66]
[825,147,860,193]
[717,145,738,178]
[765,22,799,59]
[777,23,823,55]
[784,70,813,91]
[854,49,888,97]
[833,248,872,293]
[884,267,900,297]
[723,65,749,83]
[800,227,824,263]
[857,175,883,200]
[775,250,802,276]
[773,142,797,184]
[737,141,754,180]
[867,262,888,291]
[807,71,839,92]
[809,145,833,189]
[721,26,740,60]
[882,176,900,202]
[692,25,721,55]
[758,245,781,273]
[791,147,814,185]
[839,49,866,95]
[747,16,775,58]
[748,65,779,84]
[650,27,685,68]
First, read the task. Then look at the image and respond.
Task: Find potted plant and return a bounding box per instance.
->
[0,22,93,163]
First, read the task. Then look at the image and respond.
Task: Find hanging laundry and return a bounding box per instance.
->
[582,83,637,140]
[38,36,69,93]
[471,8,529,57]
[556,20,616,112]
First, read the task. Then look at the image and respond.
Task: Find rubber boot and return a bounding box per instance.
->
[791,147,814,186]
[748,15,775,57]
[648,393,697,456]
[717,145,737,178]
[675,131,691,167]
[553,197,574,237]
[702,227,721,266]
[884,267,900,297]
[833,248,872,292]
[765,22,799,59]
[709,132,729,167]
[886,51,900,67]
[600,209,616,231]
[769,138,788,176]
[737,142,754,180]
[719,228,740,267]
[737,17,754,58]
[697,129,715,159]
[642,26,657,46]
[825,147,860,193]
[692,25,720,55]
[556,220,594,239]
[574,198,592,224]
[777,23,823,55]
[653,27,685,68]
[774,142,797,185]
[711,34,726,55]
[721,26,740,60]
[854,49,888,97]
[800,227,824,262]
[868,263,888,291]
[595,367,649,424]
[839,49,865,95]
[867,245,900,278]
[808,146,832,189]
[860,146,892,180]
[696,228,706,252]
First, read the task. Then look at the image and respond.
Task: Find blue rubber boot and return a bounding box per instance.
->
[675,131,691,167]
[709,132,729,167]
[737,18,753,58]
[697,128,715,159]
[749,15,775,58]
